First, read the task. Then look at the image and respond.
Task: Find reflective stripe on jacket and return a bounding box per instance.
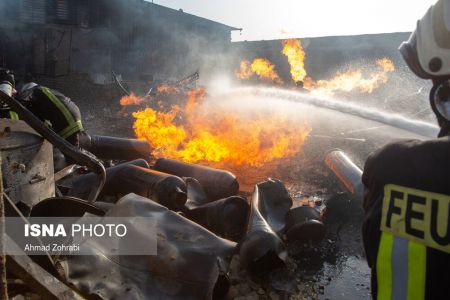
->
[362,138,450,300]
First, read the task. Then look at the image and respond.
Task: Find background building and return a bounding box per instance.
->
[0,0,240,83]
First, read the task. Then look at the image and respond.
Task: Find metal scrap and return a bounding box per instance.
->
[61,193,236,300]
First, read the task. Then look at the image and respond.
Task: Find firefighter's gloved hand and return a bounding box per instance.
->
[0,68,15,87]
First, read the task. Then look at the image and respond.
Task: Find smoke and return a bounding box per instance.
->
[0,0,12,28]
[101,0,239,82]
[0,0,238,83]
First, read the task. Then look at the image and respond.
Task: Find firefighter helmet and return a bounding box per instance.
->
[399,0,450,79]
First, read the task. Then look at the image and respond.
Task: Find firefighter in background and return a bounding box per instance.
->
[362,0,450,299]
[0,69,84,146]
[0,68,19,120]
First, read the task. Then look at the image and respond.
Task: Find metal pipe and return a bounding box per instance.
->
[325,150,363,202]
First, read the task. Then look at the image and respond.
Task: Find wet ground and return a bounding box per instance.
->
[220,92,428,299]
[224,214,371,300]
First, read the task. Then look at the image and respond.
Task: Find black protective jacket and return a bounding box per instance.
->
[19,85,83,141]
[0,108,19,120]
[362,137,450,300]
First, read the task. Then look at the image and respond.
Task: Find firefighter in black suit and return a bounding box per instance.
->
[362,1,450,299]
[0,69,84,146]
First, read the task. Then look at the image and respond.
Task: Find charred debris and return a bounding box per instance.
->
[0,95,364,299]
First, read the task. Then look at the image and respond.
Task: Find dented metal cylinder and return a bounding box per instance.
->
[239,180,288,274]
[184,196,249,242]
[153,158,239,201]
[70,160,187,210]
[325,150,363,201]
[84,135,151,161]
[111,165,187,210]
[285,206,326,244]
[69,159,149,199]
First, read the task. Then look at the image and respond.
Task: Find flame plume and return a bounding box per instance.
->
[251,58,283,84]
[236,39,396,96]
[132,88,310,168]
[235,60,253,80]
[235,58,283,84]
[120,93,144,106]
[282,39,308,83]
[304,58,395,95]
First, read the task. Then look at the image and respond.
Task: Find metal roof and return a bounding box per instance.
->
[142,1,242,31]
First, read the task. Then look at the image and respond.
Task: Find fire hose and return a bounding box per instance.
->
[0,90,106,203]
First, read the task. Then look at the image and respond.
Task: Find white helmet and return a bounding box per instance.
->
[19,82,38,94]
[400,0,450,79]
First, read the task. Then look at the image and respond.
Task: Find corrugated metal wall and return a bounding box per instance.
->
[56,0,69,21]
[19,0,47,24]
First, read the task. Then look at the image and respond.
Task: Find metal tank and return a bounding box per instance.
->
[0,120,54,208]
[325,150,363,202]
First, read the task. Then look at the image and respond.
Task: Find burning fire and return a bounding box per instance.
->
[235,58,283,84]
[132,88,310,168]
[157,84,180,94]
[282,39,307,83]
[120,93,144,106]
[236,38,396,95]
[251,58,283,84]
[235,60,253,80]
[304,58,395,95]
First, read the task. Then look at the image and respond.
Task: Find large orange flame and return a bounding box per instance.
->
[235,58,283,84]
[282,39,307,83]
[132,88,310,169]
[304,58,395,95]
[235,60,254,80]
[236,39,396,95]
[251,58,283,84]
[120,93,144,106]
